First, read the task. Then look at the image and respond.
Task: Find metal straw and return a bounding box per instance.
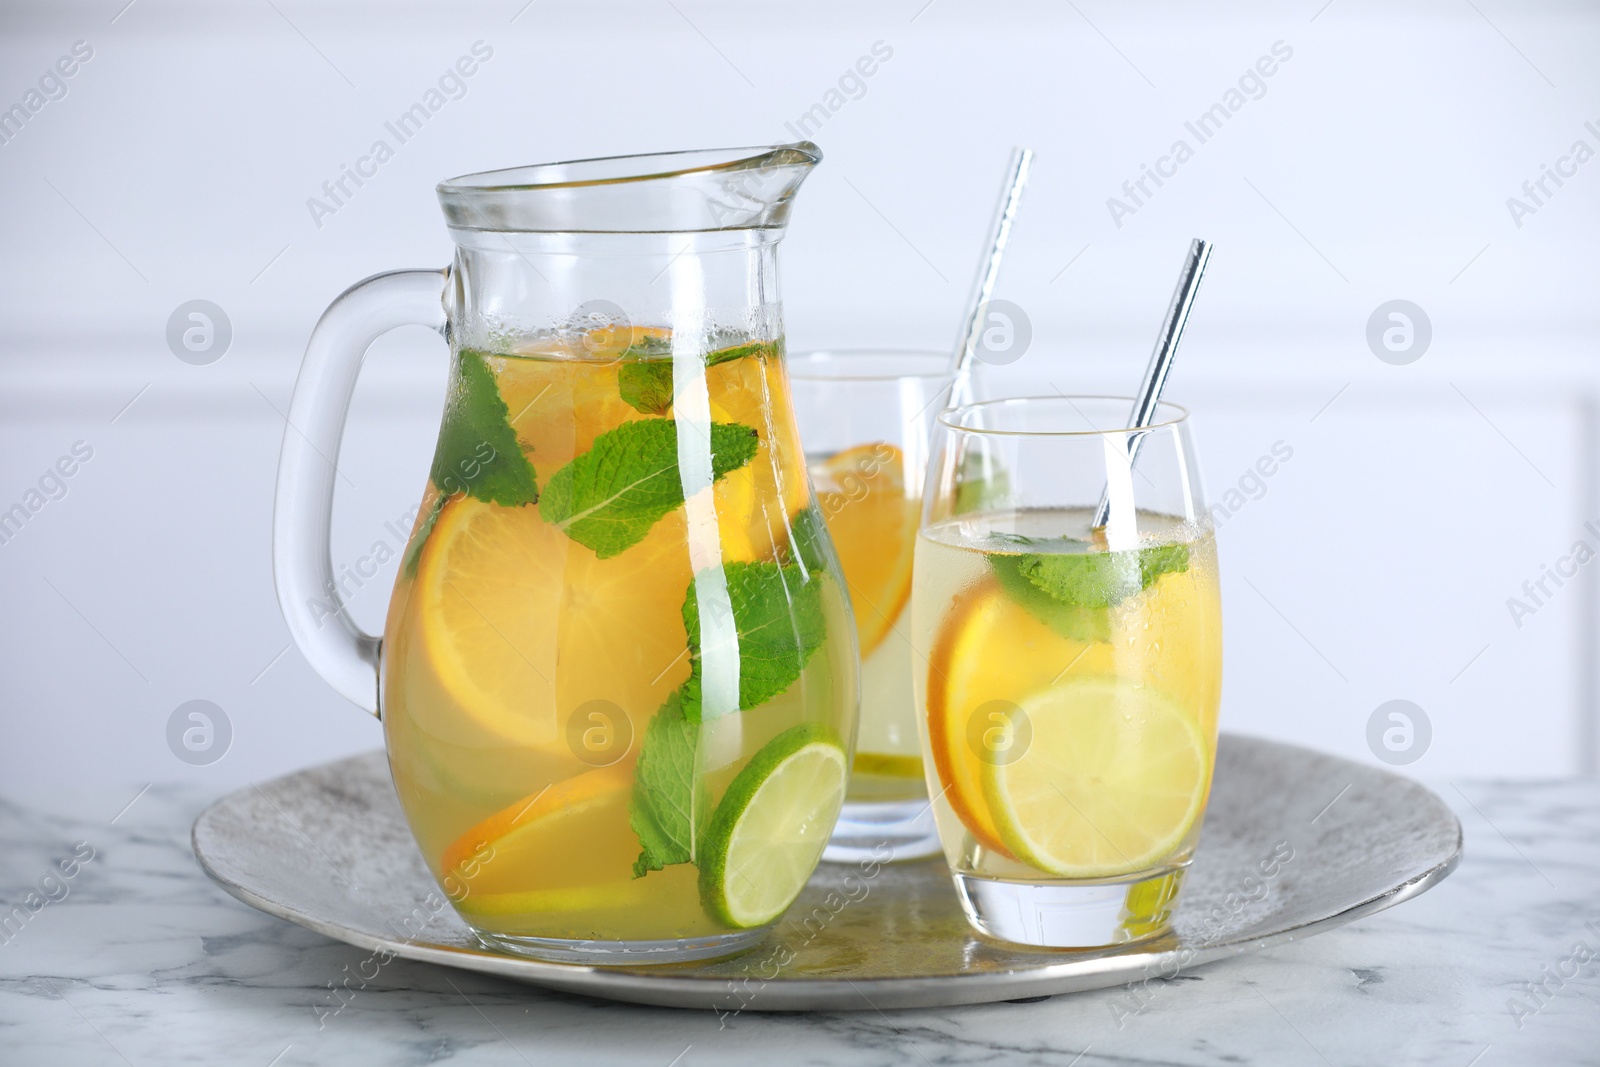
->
[1092,237,1213,530]
[947,146,1034,406]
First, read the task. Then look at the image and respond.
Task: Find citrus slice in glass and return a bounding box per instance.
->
[707,351,812,560]
[814,443,917,656]
[699,724,847,928]
[492,349,640,463]
[414,497,691,747]
[925,576,1062,859]
[982,676,1211,878]
[439,764,637,911]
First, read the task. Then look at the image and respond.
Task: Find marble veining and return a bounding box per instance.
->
[1,776,1597,1065]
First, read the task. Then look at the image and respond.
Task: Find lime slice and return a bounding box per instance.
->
[699,724,847,928]
[983,677,1211,878]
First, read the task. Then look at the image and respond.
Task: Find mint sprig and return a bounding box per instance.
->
[628,693,704,878]
[990,555,1111,643]
[782,506,833,576]
[402,351,538,567]
[618,361,676,416]
[989,537,1189,643]
[401,493,446,579]
[540,418,759,559]
[1014,540,1188,608]
[679,561,826,723]
[628,558,830,877]
[429,349,539,508]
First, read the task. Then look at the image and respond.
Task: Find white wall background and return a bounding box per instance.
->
[2,0,1597,815]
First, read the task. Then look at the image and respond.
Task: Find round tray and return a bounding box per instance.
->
[192,734,1460,1011]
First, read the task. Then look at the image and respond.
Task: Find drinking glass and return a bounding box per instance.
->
[791,350,956,862]
[912,396,1222,947]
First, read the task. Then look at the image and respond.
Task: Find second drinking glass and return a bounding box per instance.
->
[791,350,957,862]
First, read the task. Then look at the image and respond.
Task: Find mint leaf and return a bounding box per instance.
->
[1137,543,1191,587]
[429,350,539,508]
[704,339,780,365]
[618,361,675,416]
[401,493,446,579]
[1016,540,1189,608]
[624,332,676,359]
[627,517,832,876]
[615,340,779,415]
[540,418,760,559]
[628,693,703,878]
[679,561,826,723]
[1015,544,1139,608]
[990,539,1189,643]
[991,553,1111,643]
[783,506,832,575]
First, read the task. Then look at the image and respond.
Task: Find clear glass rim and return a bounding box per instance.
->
[788,349,955,382]
[438,142,821,194]
[938,395,1190,436]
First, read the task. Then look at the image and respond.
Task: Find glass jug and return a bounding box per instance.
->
[272,144,858,965]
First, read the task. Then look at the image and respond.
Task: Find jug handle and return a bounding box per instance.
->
[272,268,448,715]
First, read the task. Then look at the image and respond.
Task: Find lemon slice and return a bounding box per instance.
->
[813,443,917,657]
[699,725,847,928]
[983,677,1210,878]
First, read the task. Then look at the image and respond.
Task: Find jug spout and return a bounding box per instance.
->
[436,143,821,235]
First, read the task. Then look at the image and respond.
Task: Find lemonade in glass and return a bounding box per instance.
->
[791,351,956,861]
[913,397,1222,947]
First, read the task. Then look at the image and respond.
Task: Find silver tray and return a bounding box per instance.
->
[191,734,1460,1011]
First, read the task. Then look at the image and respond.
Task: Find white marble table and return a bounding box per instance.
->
[1,777,1595,1066]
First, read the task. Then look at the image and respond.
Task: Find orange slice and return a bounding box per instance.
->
[490,351,640,468]
[439,764,636,903]
[925,575,1115,858]
[926,578,1012,856]
[814,443,917,656]
[707,350,812,560]
[414,496,693,748]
